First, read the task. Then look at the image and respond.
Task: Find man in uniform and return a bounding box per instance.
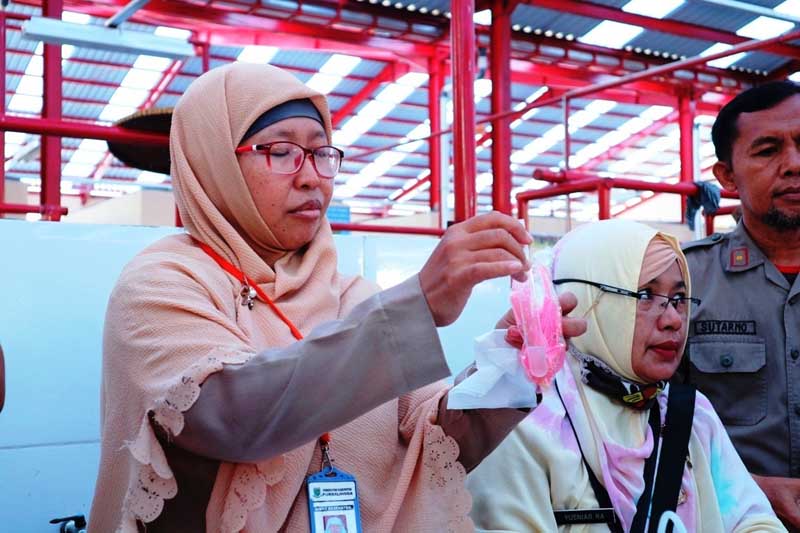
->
[683,80,800,529]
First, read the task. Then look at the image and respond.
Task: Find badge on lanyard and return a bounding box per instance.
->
[307,434,362,533]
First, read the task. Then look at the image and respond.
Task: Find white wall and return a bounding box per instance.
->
[63,189,175,226]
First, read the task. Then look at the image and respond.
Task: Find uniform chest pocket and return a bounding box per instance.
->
[688,336,767,426]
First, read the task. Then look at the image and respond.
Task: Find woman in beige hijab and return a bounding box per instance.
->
[468,219,784,532]
[87,62,585,533]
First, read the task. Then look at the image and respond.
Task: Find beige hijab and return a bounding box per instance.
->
[553,219,688,381]
[89,63,378,532]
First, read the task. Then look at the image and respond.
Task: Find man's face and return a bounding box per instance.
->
[713,94,800,231]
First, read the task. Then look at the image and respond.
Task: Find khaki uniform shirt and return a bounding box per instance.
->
[682,222,800,478]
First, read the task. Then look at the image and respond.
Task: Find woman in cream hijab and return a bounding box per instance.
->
[468,219,784,532]
[87,62,583,532]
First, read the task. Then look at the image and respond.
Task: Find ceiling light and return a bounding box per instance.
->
[23,16,194,59]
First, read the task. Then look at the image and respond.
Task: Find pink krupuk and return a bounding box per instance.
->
[510,263,566,387]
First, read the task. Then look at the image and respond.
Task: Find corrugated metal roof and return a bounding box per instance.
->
[3,0,799,223]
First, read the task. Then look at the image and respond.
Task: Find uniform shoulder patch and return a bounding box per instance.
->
[682,232,727,252]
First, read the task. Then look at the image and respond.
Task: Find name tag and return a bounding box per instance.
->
[554,508,618,525]
[693,320,756,335]
[307,467,362,533]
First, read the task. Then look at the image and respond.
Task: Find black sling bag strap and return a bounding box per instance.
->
[628,403,661,533]
[646,383,696,533]
[553,381,624,533]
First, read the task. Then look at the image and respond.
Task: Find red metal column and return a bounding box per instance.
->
[0,10,6,216]
[679,91,695,223]
[451,0,477,222]
[201,39,210,73]
[428,54,443,216]
[333,62,399,127]
[490,0,512,215]
[597,182,611,220]
[563,97,571,169]
[41,0,63,221]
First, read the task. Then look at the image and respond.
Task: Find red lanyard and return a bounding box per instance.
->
[196,240,331,449]
[196,240,304,341]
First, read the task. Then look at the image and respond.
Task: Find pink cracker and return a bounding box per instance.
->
[510,263,566,387]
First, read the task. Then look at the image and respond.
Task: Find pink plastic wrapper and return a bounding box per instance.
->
[510,261,566,387]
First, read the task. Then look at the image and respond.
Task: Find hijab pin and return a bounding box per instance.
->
[240,283,257,310]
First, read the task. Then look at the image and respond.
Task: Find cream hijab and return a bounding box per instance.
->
[553,219,688,381]
[89,63,377,532]
[552,219,689,530]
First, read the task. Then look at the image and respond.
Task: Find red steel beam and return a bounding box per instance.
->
[0,115,168,145]
[428,54,445,215]
[490,0,512,215]
[330,222,444,236]
[0,202,68,216]
[355,27,757,164]
[528,0,800,59]
[597,181,611,220]
[562,29,800,102]
[0,11,6,215]
[678,94,695,185]
[705,204,739,235]
[563,97,571,169]
[45,0,441,65]
[581,111,679,171]
[332,62,401,128]
[504,29,758,87]
[510,61,726,112]
[40,0,63,221]
[530,170,737,198]
[678,92,696,223]
[517,174,741,225]
[392,172,431,203]
[451,0,477,222]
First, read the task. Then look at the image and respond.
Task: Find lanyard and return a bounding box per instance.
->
[196,239,330,451]
[196,240,304,340]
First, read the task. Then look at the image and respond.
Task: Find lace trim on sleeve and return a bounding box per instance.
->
[423,409,474,532]
[116,349,261,533]
[217,455,288,532]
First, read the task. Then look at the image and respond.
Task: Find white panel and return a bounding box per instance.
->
[0,221,179,448]
[363,235,511,375]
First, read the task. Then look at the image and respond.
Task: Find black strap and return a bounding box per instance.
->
[647,384,696,533]
[554,381,624,533]
[553,380,695,533]
[629,404,661,533]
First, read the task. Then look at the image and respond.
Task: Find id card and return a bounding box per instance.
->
[307,466,362,533]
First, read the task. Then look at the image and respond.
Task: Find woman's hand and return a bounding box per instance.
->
[419,212,531,327]
[498,291,587,349]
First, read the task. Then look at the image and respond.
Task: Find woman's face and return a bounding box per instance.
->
[237,116,333,251]
[630,261,688,383]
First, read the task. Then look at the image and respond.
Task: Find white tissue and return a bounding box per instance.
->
[447,330,541,410]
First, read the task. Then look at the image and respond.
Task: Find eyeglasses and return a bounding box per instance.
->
[235,141,344,179]
[552,278,701,315]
